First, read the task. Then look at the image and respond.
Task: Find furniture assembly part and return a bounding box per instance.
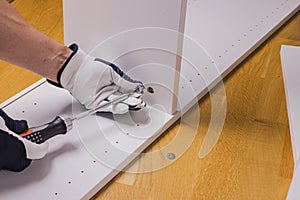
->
[63,0,188,114]
[281,45,300,165]
[0,81,176,199]
[287,160,300,199]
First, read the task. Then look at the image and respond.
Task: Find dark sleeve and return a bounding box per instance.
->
[0,109,29,134]
[0,130,31,172]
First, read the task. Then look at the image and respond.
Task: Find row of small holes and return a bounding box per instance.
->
[217,2,288,59]
[181,71,203,89]
[181,1,289,90]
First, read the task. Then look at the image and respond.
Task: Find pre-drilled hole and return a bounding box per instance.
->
[55,193,58,196]
[115,141,119,144]
[81,170,84,173]
[105,150,108,153]
[68,181,71,184]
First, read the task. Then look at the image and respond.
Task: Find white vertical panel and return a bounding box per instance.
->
[63,0,187,114]
[287,159,300,200]
[281,45,300,164]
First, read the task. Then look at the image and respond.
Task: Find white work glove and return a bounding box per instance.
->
[0,129,48,172]
[0,110,48,172]
[7,131,49,160]
[52,44,146,114]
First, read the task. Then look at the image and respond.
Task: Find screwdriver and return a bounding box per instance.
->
[19,93,131,144]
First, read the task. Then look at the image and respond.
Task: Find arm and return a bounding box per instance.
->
[0,0,145,114]
[0,0,72,82]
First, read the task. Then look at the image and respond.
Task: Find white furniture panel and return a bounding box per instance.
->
[63,0,187,114]
[281,45,300,164]
[0,80,175,199]
[280,45,300,199]
[178,0,300,109]
[287,160,300,200]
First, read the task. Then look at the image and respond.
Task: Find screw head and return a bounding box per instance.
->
[166,152,176,160]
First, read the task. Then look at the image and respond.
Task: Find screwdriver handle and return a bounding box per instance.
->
[20,115,73,144]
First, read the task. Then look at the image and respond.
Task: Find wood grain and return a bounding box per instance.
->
[1,1,299,199]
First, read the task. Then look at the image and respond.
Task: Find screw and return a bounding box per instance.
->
[166,152,176,160]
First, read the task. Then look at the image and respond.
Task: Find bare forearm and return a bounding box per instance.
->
[0,0,72,82]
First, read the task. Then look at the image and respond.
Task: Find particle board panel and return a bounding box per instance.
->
[287,159,300,199]
[178,0,300,110]
[281,45,300,164]
[0,80,175,199]
[63,0,188,115]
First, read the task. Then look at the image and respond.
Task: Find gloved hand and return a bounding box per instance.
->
[0,109,48,172]
[49,44,146,114]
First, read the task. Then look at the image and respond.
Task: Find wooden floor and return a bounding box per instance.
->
[1,1,299,199]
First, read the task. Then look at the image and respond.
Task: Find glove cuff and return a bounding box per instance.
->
[47,43,79,88]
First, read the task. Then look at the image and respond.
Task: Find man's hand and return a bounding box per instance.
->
[52,44,146,114]
[0,109,48,172]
